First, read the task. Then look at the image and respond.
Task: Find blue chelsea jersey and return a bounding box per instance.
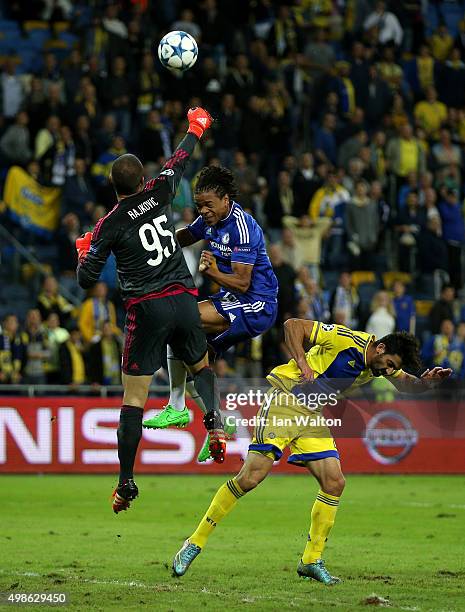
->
[187,201,278,303]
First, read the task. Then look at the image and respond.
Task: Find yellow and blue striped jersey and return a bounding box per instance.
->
[267,322,402,397]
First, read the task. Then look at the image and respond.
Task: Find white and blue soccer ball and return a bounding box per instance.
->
[158,30,198,72]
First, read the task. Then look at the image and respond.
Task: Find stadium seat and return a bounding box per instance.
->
[23,20,50,31]
[351,270,377,288]
[382,271,412,290]
[425,3,439,36]
[0,19,20,32]
[414,300,434,318]
[441,3,462,37]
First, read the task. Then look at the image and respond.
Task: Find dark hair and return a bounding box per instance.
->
[111,154,143,196]
[194,166,238,199]
[376,331,422,373]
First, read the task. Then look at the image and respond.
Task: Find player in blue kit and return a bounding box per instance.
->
[143,166,279,460]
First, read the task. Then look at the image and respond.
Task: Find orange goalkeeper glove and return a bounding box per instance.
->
[187,107,213,139]
[76,231,92,261]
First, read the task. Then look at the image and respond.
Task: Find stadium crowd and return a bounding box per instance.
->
[1,0,465,385]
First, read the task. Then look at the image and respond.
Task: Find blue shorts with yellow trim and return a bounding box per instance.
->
[249,388,339,468]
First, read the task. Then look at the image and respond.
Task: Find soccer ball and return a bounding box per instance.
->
[158,30,198,72]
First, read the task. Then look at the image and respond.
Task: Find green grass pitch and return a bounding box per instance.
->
[1,474,464,611]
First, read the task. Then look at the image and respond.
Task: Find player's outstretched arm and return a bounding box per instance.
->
[151,107,212,197]
[283,318,316,381]
[388,366,452,393]
[76,223,112,288]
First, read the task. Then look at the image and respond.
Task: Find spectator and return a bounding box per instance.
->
[437,186,465,289]
[330,272,359,328]
[239,96,267,157]
[37,276,74,326]
[282,215,331,282]
[337,129,367,171]
[58,323,86,387]
[422,319,465,378]
[377,46,403,92]
[345,179,379,270]
[429,285,455,335]
[94,114,117,156]
[172,8,202,40]
[35,115,61,161]
[91,134,126,186]
[42,124,76,187]
[44,313,69,384]
[231,151,258,210]
[386,123,426,182]
[292,152,321,217]
[364,1,403,47]
[73,80,101,130]
[74,115,93,166]
[392,281,416,334]
[366,291,396,338]
[102,56,132,139]
[313,112,337,166]
[87,321,122,385]
[278,227,304,272]
[295,267,330,322]
[268,244,297,324]
[363,65,392,129]
[432,129,461,185]
[265,170,294,229]
[349,41,370,107]
[225,54,256,108]
[1,57,25,119]
[214,94,242,168]
[395,190,426,273]
[429,24,454,62]
[0,111,31,166]
[78,281,120,345]
[303,27,335,85]
[414,86,447,140]
[63,158,96,224]
[139,110,171,164]
[309,171,350,269]
[22,309,50,385]
[436,48,465,109]
[56,213,82,277]
[136,52,162,116]
[418,216,449,277]
[0,314,25,384]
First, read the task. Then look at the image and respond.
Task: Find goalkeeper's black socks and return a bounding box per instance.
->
[117,405,143,484]
[193,366,220,418]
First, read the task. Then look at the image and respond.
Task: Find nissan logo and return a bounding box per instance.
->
[364,410,418,465]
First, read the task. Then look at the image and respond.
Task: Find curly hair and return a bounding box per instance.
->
[375,331,422,373]
[194,165,239,199]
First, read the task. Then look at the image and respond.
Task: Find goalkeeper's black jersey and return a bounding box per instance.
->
[77,133,198,302]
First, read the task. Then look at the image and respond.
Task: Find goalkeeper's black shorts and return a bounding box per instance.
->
[122,290,207,376]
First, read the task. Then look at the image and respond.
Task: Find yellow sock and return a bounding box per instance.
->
[302,490,340,564]
[190,478,246,548]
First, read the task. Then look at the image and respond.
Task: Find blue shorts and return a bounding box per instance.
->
[208,291,277,352]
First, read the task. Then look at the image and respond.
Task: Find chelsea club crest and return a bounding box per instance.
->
[222,233,230,244]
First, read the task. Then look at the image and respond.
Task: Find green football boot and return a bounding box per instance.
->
[142,405,190,429]
[172,539,201,577]
[197,420,237,462]
[297,559,341,585]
